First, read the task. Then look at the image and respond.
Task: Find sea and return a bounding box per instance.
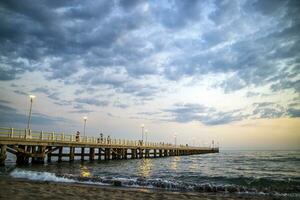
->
[0,150,299,199]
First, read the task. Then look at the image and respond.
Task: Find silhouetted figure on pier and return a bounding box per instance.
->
[100,133,103,143]
[98,133,104,143]
[107,135,111,144]
[76,131,80,142]
[139,140,143,146]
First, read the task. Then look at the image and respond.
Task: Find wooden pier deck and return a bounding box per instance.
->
[0,127,219,165]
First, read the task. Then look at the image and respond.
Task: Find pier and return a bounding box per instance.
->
[0,127,219,165]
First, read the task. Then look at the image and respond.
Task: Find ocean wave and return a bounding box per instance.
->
[9,169,300,198]
[10,169,76,183]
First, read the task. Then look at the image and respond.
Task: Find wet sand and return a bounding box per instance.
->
[0,178,287,200]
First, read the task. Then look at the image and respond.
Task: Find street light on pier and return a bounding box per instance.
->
[174,133,177,147]
[83,116,88,136]
[27,95,36,130]
[145,129,148,142]
[141,124,145,141]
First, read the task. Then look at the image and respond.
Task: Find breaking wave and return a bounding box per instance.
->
[10,169,300,198]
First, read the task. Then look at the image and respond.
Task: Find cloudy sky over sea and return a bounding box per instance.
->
[0,0,299,149]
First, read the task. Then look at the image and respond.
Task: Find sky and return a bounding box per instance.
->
[0,0,299,150]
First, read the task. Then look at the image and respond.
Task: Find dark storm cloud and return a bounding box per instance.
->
[0,0,149,82]
[271,79,300,93]
[153,0,204,29]
[163,101,299,125]
[287,108,300,117]
[251,0,288,15]
[162,0,300,94]
[119,0,144,10]
[0,0,299,104]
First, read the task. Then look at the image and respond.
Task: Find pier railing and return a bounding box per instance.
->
[0,127,215,150]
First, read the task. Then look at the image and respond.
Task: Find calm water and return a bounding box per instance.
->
[1,150,299,197]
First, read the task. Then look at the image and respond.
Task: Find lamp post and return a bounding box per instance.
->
[141,124,144,141]
[174,133,177,147]
[27,95,36,130]
[145,129,148,143]
[83,116,88,137]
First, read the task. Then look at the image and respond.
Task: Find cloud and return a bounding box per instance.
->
[246,91,260,97]
[74,97,109,107]
[163,100,300,125]
[31,87,72,106]
[0,0,299,122]
[252,102,285,118]
[287,108,300,117]
[70,104,93,114]
[137,111,162,115]
[31,87,51,95]
[0,102,72,126]
[153,0,205,29]
[13,90,27,96]
[0,99,10,104]
[163,103,246,125]
[113,100,129,109]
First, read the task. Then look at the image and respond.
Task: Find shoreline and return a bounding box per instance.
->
[0,177,290,200]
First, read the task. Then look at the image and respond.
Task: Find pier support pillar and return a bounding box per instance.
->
[58,147,63,162]
[163,149,167,157]
[123,149,128,159]
[89,148,95,161]
[153,149,157,158]
[159,149,162,157]
[104,148,110,160]
[138,148,143,159]
[47,147,52,162]
[135,149,138,159]
[16,152,25,165]
[16,145,29,165]
[24,146,30,164]
[70,147,75,162]
[98,148,102,160]
[0,145,7,166]
[145,149,150,158]
[112,148,116,160]
[33,146,46,164]
[131,149,135,159]
[31,146,37,163]
[115,149,120,159]
[119,149,123,159]
[81,147,85,161]
[116,148,119,159]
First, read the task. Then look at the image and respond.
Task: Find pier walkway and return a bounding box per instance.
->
[0,127,219,165]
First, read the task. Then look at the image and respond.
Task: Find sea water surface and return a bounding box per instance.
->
[0,150,299,198]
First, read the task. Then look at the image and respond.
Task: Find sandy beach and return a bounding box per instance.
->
[0,178,290,200]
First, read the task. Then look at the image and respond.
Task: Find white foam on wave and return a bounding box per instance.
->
[9,170,300,198]
[10,169,76,183]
